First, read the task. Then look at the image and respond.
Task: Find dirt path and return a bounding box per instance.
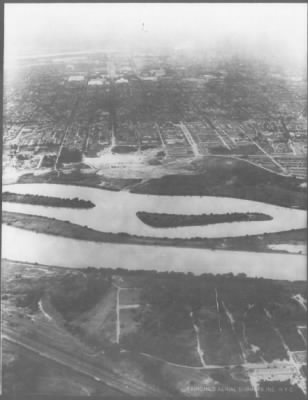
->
[222,300,247,363]
[292,294,307,311]
[114,284,121,344]
[215,288,222,333]
[189,311,206,368]
[38,298,53,321]
[297,326,307,346]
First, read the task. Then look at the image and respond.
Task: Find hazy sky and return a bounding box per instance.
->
[4,3,307,70]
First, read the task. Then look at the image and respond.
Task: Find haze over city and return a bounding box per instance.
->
[5,3,307,73]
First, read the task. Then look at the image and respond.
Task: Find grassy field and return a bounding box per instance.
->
[119,309,139,337]
[70,287,117,346]
[119,288,141,305]
[121,328,201,366]
[198,311,244,366]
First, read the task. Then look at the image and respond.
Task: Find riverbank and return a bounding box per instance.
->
[10,155,307,210]
[137,211,273,228]
[2,192,95,209]
[132,156,307,210]
[16,170,141,192]
[3,211,306,254]
[132,174,307,210]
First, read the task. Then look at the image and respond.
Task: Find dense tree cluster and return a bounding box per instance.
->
[3,192,95,209]
[58,147,82,164]
[137,211,272,228]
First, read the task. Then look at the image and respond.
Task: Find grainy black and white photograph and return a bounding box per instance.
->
[1,2,307,398]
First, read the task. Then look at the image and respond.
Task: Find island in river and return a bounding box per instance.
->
[2,192,95,209]
[137,211,273,228]
[3,211,306,254]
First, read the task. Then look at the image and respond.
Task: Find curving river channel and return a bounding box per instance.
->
[1,183,306,280]
[2,184,306,238]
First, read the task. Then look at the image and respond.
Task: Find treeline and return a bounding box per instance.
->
[137,211,272,228]
[2,192,95,209]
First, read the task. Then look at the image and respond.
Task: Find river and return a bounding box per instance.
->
[1,183,306,280]
[2,183,306,239]
[1,225,306,280]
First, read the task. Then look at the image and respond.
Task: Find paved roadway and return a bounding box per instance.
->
[249,136,287,174]
[179,122,201,157]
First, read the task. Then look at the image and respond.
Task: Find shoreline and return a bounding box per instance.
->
[2,211,306,255]
[4,172,306,210]
[2,191,95,209]
[4,179,307,211]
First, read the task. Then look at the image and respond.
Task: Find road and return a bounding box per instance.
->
[189,311,206,367]
[155,123,168,154]
[54,95,82,171]
[213,127,231,150]
[249,136,287,174]
[179,122,201,157]
[292,294,307,311]
[114,284,121,344]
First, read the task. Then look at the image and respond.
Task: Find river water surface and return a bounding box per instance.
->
[2,183,306,239]
[2,225,306,280]
[2,183,306,280]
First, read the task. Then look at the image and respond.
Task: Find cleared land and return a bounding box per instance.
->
[70,287,117,346]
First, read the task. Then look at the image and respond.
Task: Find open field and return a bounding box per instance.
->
[119,309,140,337]
[70,287,117,345]
[119,288,141,305]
